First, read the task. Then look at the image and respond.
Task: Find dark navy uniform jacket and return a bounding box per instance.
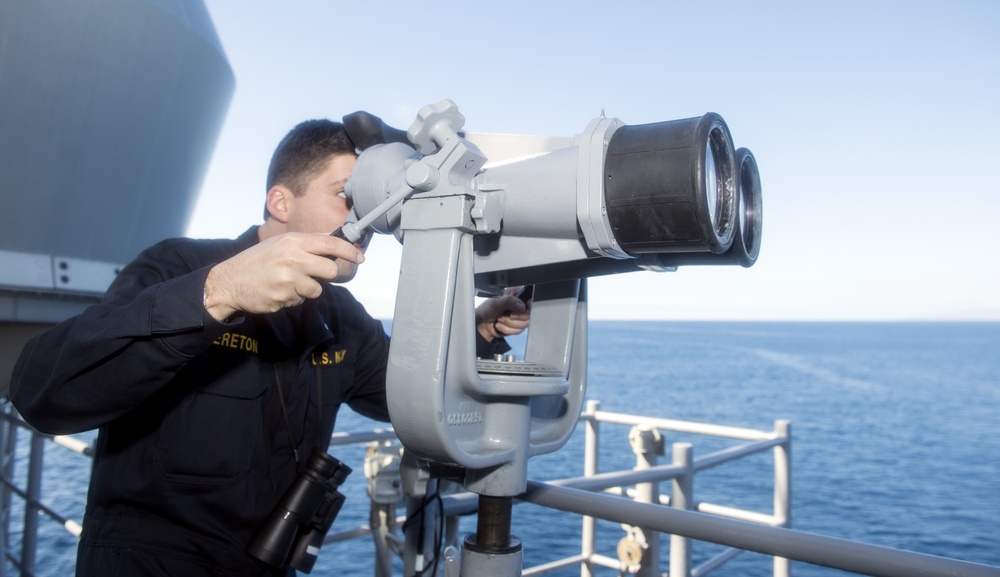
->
[10,227,395,576]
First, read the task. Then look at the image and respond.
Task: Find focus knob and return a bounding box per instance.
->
[407,99,466,154]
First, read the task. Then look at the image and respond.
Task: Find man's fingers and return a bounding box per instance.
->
[206,232,368,316]
[299,233,366,264]
[274,233,365,284]
[290,273,324,301]
[295,252,342,283]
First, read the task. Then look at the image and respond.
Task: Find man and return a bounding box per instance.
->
[10,119,528,576]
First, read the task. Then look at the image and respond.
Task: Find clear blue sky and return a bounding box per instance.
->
[188,1,1000,321]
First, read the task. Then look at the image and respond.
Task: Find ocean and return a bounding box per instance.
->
[6,321,999,576]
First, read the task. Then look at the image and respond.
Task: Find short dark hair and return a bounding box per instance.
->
[264,119,356,219]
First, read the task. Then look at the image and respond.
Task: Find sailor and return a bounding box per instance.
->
[9,119,529,576]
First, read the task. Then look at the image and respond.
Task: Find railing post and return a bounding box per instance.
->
[21,432,45,576]
[581,400,600,577]
[629,426,663,577]
[670,442,693,577]
[0,407,14,577]
[773,420,792,577]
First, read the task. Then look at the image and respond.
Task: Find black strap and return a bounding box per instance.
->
[273,362,328,465]
[273,365,299,464]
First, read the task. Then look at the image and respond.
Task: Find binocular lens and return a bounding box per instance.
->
[734,147,762,267]
[705,139,719,226]
[604,113,737,255]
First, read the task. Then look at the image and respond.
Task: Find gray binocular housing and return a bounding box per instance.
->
[342,100,761,497]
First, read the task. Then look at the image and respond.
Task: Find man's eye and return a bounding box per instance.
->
[337,192,347,199]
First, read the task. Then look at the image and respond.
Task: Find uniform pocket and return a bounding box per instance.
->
[154,378,267,485]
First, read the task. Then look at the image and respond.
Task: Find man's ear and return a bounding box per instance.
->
[264,185,293,223]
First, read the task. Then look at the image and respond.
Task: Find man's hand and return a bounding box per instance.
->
[475,287,531,342]
[203,233,365,321]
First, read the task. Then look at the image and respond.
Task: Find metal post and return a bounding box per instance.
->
[21,433,44,576]
[370,503,395,577]
[629,426,662,577]
[670,443,693,577]
[773,420,792,577]
[0,408,13,577]
[461,495,522,577]
[476,495,513,549]
[581,400,600,577]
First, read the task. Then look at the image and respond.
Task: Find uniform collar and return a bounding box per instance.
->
[236,226,261,251]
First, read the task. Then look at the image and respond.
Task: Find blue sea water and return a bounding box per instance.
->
[6,321,999,576]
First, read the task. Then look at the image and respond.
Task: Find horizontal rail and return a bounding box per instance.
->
[612,488,780,526]
[521,553,589,576]
[694,437,784,472]
[0,474,83,537]
[520,480,1000,577]
[546,463,687,492]
[50,436,92,457]
[324,514,405,544]
[695,501,778,526]
[692,547,744,577]
[328,427,397,445]
[4,407,997,577]
[589,410,776,442]
[588,553,623,571]
[533,436,783,494]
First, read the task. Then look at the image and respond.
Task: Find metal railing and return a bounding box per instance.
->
[2,401,999,577]
[571,399,792,577]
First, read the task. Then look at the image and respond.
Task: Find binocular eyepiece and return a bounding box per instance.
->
[246,449,352,573]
